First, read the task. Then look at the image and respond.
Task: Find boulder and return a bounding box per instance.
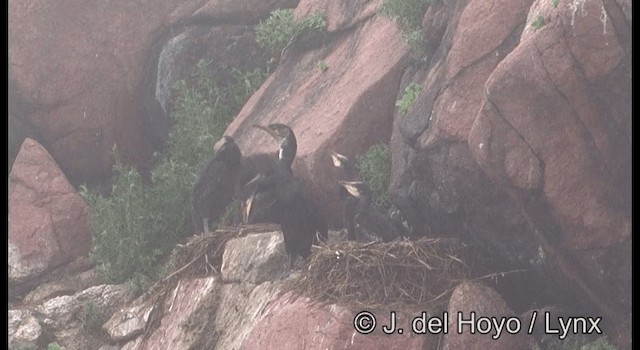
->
[221,231,289,283]
[242,294,431,350]
[9,138,92,288]
[9,310,42,349]
[443,282,534,350]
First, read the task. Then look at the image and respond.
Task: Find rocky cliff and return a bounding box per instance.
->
[9,0,631,349]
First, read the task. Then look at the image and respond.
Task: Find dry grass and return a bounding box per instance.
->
[284,237,470,309]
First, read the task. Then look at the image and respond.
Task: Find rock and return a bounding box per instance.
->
[221,231,289,283]
[443,282,534,350]
[9,309,42,349]
[155,24,270,118]
[467,0,631,333]
[242,294,430,350]
[105,302,159,343]
[8,0,204,186]
[9,138,92,288]
[295,0,378,32]
[194,0,298,23]
[37,285,131,331]
[390,0,630,341]
[24,269,101,305]
[213,282,281,350]
[119,278,281,350]
[226,1,410,226]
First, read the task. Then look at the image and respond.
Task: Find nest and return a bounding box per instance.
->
[285,237,470,309]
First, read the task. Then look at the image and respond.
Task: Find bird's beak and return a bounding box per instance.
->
[338,181,361,198]
[330,151,348,168]
[253,124,281,142]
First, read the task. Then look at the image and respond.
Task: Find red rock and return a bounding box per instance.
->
[7,0,221,186]
[443,282,534,350]
[242,294,432,350]
[9,138,91,285]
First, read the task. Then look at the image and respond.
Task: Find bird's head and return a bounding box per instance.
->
[338,181,370,199]
[253,123,294,144]
[253,123,297,165]
[330,151,350,168]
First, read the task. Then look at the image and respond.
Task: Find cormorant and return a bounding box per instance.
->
[338,180,401,243]
[247,123,328,268]
[191,136,242,234]
[330,151,360,240]
[332,150,414,238]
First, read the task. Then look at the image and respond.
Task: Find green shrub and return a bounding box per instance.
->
[380,0,432,55]
[255,9,326,56]
[396,82,422,115]
[317,60,328,73]
[81,60,267,287]
[356,143,392,208]
[47,344,64,350]
[78,301,107,334]
[531,15,546,30]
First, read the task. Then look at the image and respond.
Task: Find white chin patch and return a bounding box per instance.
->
[278,148,284,160]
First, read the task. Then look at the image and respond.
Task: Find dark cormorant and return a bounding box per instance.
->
[330,151,360,240]
[338,180,401,243]
[332,151,414,238]
[191,136,242,234]
[247,123,328,268]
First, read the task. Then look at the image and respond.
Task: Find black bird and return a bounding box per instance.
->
[191,136,242,234]
[330,151,360,240]
[338,180,401,243]
[247,123,328,268]
[332,150,413,238]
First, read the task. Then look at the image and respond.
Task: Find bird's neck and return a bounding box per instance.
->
[278,137,297,170]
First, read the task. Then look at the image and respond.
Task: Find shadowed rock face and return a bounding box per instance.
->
[390,0,630,344]
[8,0,295,187]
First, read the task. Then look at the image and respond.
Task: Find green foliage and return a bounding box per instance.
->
[532,15,546,30]
[14,344,38,350]
[81,60,267,287]
[380,0,432,55]
[317,60,328,73]
[47,343,64,350]
[78,301,107,333]
[255,9,327,55]
[552,0,560,8]
[356,143,392,208]
[396,82,422,115]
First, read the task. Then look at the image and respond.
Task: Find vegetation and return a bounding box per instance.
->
[255,9,327,57]
[552,0,560,8]
[396,82,422,116]
[356,143,392,208]
[78,301,107,333]
[532,15,546,30]
[47,344,64,350]
[81,60,267,288]
[317,60,328,73]
[380,0,433,55]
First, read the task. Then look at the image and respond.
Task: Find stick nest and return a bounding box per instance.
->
[284,237,470,309]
